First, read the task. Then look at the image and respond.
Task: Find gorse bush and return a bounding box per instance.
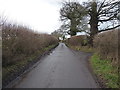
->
[93,29,119,65]
[2,23,58,66]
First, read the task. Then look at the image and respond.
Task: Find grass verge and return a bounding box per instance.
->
[90,53,119,88]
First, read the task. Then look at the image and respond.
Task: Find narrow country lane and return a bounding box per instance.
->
[14,43,99,88]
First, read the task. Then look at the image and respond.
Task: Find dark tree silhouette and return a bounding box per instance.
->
[60,1,86,36]
[59,0,119,46]
[83,0,120,46]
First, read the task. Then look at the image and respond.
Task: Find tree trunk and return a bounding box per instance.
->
[89,2,99,47]
[70,19,77,36]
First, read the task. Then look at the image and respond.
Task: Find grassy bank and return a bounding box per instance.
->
[66,44,119,88]
[90,53,119,88]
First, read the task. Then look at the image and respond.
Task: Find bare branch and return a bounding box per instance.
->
[97,0,106,13]
[99,25,120,32]
[99,14,117,22]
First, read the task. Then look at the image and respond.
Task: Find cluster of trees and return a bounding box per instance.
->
[51,28,66,40]
[53,0,119,46]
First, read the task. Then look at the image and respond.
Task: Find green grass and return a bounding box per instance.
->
[91,53,119,88]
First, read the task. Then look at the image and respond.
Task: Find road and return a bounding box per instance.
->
[14,43,99,88]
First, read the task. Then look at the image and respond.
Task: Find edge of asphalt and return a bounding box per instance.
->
[68,47,102,89]
[88,56,107,88]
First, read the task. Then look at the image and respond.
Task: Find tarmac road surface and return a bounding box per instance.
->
[14,43,99,88]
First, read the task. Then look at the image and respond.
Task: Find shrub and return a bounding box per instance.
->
[66,35,87,46]
[93,29,119,65]
[2,23,58,66]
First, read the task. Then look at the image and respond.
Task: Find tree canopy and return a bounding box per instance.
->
[59,0,119,46]
[60,1,86,36]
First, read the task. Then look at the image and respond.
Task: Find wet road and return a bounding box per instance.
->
[14,43,98,88]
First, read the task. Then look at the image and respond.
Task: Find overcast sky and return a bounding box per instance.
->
[0,0,64,34]
[0,0,118,34]
[0,0,90,34]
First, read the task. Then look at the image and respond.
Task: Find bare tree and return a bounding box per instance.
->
[51,28,67,40]
[83,0,120,46]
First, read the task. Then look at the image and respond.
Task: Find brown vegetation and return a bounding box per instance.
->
[66,29,119,66]
[66,35,87,46]
[93,29,119,65]
[2,23,58,67]
[2,20,59,87]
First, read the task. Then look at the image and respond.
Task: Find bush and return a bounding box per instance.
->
[66,35,87,46]
[2,23,58,66]
[93,29,119,65]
